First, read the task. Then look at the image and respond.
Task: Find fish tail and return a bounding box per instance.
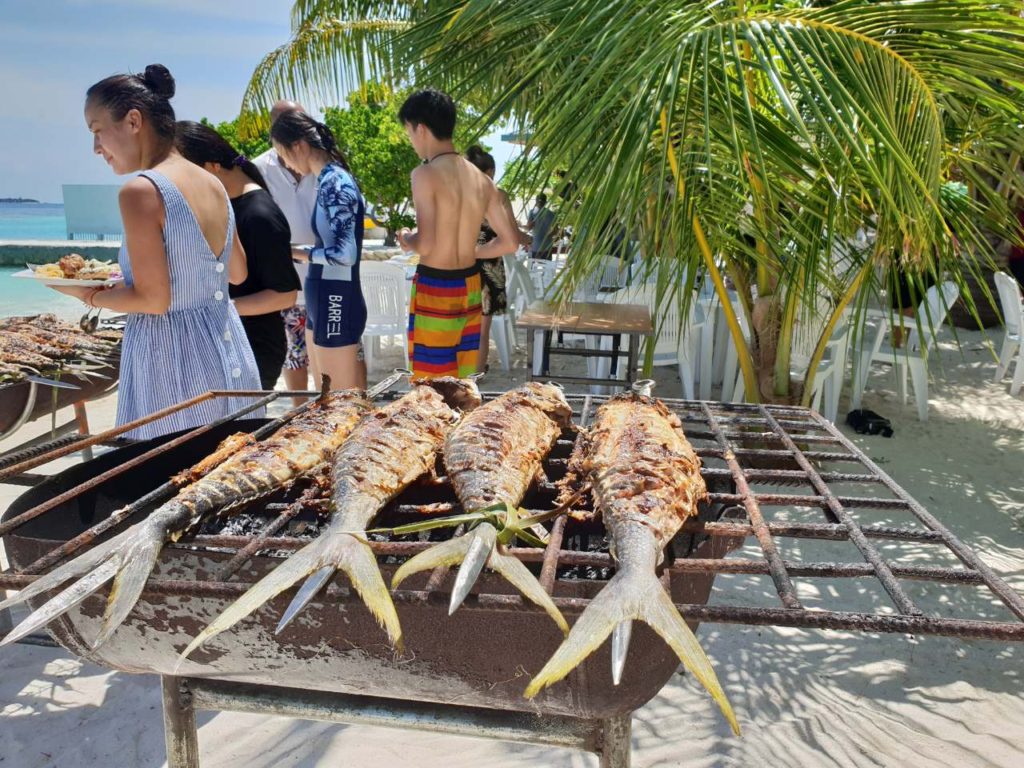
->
[524,569,739,735]
[0,510,177,649]
[330,534,403,651]
[486,548,568,635]
[179,532,402,661]
[0,539,115,616]
[391,526,567,633]
[391,535,473,590]
[92,523,168,649]
[178,542,334,661]
[0,558,120,647]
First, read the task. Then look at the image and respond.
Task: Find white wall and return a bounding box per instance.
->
[62,185,122,240]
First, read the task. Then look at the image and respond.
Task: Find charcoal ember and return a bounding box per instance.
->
[556,532,613,582]
[199,513,266,537]
[290,520,323,538]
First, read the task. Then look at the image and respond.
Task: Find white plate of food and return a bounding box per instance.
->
[15,254,124,287]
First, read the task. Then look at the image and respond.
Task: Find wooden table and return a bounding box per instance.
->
[515,300,653,388]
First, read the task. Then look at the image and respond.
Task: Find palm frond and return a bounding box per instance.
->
[240,15,410,135]
[253,0,1024,401]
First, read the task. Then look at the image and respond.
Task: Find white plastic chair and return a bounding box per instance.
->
[484,254,525,371]
[815,311,852,423]
[572,255,629,301]
[695,284,748,400]
[360,262,410,371]
[506,257,547,373]
[525,257,561,298]
[850,281,960,421]
[591,285,704,397]
[994,271,1024,396]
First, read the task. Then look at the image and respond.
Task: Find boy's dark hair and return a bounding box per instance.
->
[398,89,456,140]
[86,63,176,143]
[537,193,548,206]
[175,121,267,190]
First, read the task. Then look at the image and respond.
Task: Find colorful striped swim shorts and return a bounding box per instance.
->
[407,263,482,379]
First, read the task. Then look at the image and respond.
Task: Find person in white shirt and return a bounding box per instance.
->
[253,100,317,403]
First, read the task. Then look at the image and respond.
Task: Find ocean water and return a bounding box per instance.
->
[0,267,94,320]
[0,203,109,319]
[0,202,68,241]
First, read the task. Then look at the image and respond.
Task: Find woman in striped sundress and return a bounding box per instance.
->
[50,64,261,439]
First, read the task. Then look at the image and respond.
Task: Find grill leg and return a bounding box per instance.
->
[598,715,632,768]
[161,676,200,768]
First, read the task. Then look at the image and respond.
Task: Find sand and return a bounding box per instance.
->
[1,324,1022,767]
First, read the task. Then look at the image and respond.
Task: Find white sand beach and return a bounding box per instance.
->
[1,325,1022,768]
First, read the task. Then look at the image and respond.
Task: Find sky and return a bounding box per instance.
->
[0,0,516,203]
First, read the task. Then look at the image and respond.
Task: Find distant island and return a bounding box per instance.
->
[0,197,40,204]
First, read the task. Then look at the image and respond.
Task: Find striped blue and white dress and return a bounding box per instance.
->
[115,170,263,440]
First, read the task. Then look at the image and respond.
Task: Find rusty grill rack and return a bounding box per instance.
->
[1,389,1023,644]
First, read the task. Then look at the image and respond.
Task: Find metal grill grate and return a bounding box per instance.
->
[1,390,1023,643]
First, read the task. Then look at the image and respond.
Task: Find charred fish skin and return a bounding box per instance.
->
[171,395,371,533]
[8,325,115,355]
[331,380,478,521]
[526,394,739,735]
[445,382,572,511]
[0,390,371,650]
[590,395,706,554]
[180,378,482,658]
[392,382,572,632]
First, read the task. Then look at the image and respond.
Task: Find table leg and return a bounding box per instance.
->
[626,334,639,387]
[526,329,536,379]
[610,334,622,377]
[542,331,553,376]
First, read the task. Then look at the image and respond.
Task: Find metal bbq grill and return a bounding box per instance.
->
[1,387,1023,768]
[0,315,123,445]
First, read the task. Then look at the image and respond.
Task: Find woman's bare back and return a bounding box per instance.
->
[152,154,231,257]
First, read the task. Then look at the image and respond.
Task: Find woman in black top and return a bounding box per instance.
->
[175,121,300,388]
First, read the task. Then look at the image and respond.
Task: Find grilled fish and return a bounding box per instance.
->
[0,344,58,369]
[524,393,739,734]
[180,379,483,657]
[0,389,371,650]
[8,324,116,355]
[392,382,572,633]
[0,332,68,361]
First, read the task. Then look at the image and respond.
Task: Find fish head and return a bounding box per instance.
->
[416,377,483,412]
[523,382,574,427]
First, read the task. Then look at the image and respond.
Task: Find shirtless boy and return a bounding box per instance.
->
[396,90,519,379]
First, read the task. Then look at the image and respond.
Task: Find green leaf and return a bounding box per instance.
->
[246,0,1024,402]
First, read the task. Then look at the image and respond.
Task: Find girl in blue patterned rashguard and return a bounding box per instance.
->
[270,111,367,390]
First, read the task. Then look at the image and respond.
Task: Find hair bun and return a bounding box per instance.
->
[142,64,175,99]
